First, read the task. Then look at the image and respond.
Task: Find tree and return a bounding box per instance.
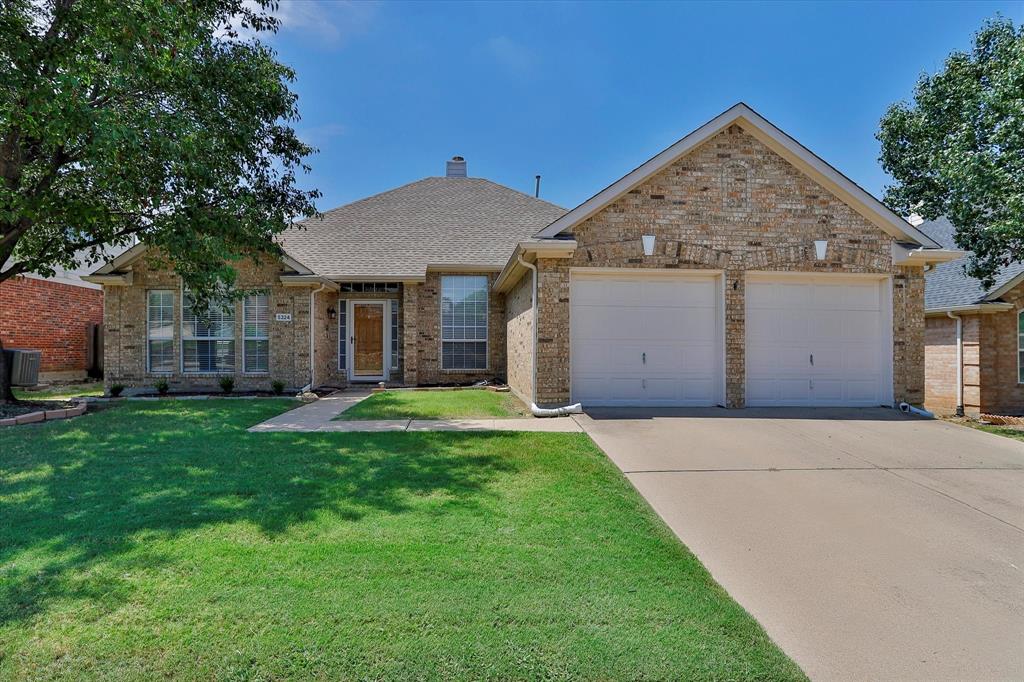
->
[0,0,319,401]
[877,16,1023,287]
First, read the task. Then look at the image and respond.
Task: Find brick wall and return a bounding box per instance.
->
[0,276,103,380]
[980,284,1024,415]
[531,124,926,407]
[102,254,312,393]
[504,272,534,403]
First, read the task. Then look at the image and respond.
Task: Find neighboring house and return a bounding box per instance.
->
[919,217,1024,416]
[0,257,106,382]
[85,103,956,407]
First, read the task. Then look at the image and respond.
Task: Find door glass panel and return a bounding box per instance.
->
[353,304,384,376]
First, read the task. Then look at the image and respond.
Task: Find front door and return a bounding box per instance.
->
[352,302,385,379]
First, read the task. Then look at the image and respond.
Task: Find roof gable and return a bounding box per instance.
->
[535,103,940,248]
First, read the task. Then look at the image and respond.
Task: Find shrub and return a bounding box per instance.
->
[271,380,285,395]
[154,378,170,395]
[219,376,235,393]
[109,384,124,397]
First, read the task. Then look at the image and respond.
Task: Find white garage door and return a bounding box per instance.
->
[745,275,892,407]
[571,271,723,407]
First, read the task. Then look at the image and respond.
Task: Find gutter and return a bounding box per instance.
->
[947,311,965,417]
[924,302,1014,316]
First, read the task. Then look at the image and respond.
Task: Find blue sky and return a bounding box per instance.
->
[266,0,1023,212]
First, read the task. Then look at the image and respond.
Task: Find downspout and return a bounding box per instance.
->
[517,253,582,417]
[947,311,964,417]
[303,282,327,392]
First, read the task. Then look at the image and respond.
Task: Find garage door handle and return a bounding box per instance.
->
[810,353,814,366]
[642,352,646,365]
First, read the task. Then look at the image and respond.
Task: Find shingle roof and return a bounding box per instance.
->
[920,216,1024,310]
[279,177,566,279]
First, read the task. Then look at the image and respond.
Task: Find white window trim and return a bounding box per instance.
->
[242,293,270,374]
[440,275,489,372]
[146,289,175,374]
[180,284,236,375]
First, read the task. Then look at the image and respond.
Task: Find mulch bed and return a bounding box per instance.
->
[0,399,77,419]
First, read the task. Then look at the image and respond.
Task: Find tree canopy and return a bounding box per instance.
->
[0,0,319,301]
[877,16,1023,287]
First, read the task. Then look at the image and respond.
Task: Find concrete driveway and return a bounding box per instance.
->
[576,408,1024,681]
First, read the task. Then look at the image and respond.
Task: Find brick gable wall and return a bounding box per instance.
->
[529,124,926,407]
[0,276,103,379]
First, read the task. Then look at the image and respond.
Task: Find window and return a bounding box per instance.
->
[182,290,235,373]
[338,302,347,370]
[147,290,174,373]
[440,275,488,370]
[391,300,399,370]
[1019,311,1024,383]
[339,282,399,293]
[243,294,269,373]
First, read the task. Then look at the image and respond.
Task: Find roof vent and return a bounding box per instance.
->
[446,156,467,178]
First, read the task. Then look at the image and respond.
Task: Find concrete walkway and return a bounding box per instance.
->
[576,407,1024,681]
[248,389,582,433]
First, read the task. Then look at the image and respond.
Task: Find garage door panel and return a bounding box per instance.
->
[746,276,891,407]
[571,273,722,407]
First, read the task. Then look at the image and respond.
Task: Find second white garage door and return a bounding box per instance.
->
[570,271,723,407]
[745,274,893,407]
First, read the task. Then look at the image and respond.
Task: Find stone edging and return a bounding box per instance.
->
[0,401,87,427]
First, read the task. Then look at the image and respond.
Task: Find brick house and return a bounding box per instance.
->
[0,261,105,382]
[919,217,1024,417]
[86,104,956,406]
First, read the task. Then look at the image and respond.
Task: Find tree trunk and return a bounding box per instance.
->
[0,336,14,403]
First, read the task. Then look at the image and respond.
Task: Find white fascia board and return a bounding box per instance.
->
[280,252,315,275]
[536,103,941,249]
[81,272,133,286]
[892,244,965,265]
[279,275,339,290]
[425,264,502,273]
[925,302,1015,316]
[493,240,577,292]
[983,271,1024,303]
[93,242,148,274]
[326,274,425,283]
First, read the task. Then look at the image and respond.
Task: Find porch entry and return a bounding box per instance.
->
[350,301,386,381]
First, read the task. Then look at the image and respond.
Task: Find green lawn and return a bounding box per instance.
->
[0,400,803,680]
[960,421,1024,442]
[336,389,532,420]
[12,381,104,401]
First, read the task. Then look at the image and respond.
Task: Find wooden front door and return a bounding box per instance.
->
[352,303,385,377]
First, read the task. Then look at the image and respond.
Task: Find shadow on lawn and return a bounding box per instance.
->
[0,401,519,626]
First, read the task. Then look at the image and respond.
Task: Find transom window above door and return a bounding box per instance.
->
[441,275,488,370]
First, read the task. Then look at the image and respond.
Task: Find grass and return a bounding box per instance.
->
[956,420,1024,443]
[0,400,804,681]
[336,388,532,420]
[12,382,103,401]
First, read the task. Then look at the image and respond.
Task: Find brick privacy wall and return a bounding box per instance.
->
[531,124,926,407]
[981,283,1024,415]
[103,255,312,393]
[411,270,507,385]
[504,272,534,403]
[0,276,102,378]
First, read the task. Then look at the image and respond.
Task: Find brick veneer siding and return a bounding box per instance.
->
[924,315,984,416]
[0,276,103,380]
[102,255,312,393]
[504,272,534,403]
[531,124,926,407]
[983,284,1024,414]
[409,270,507,386]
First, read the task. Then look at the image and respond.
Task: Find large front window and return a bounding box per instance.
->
[440,275,488,370]
[243,294,269,373]
[147,290,174,373]
[182,290,235,373]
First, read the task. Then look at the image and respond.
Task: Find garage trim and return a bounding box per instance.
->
[745,271,894,407]
[569,268,726,407]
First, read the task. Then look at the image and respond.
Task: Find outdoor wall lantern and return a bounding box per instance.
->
[641,234,656,256]
[814,239,828,261]
[327,306,337,320]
